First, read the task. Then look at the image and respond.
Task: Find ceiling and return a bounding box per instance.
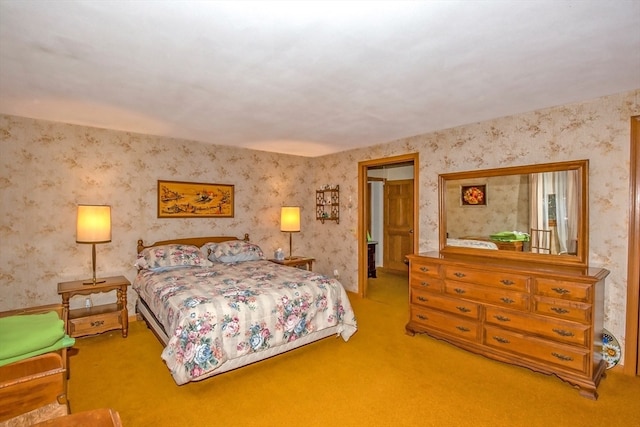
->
[1,1,639,157]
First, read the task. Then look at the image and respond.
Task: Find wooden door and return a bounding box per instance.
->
[383,179,414,273]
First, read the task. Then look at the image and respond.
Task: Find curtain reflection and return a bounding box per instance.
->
[529,171,579,254]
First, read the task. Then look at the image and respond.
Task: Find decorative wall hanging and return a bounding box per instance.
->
[316,184,339,223]
[157,180,234,218]
[460,184,487,206]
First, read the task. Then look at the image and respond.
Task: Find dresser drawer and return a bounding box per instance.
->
[410,259,441,278]
[444,281,529,311]
[410,306,480,341]
[535,278,592,303]
[484,326,589,373]
[410,275,443,293]
[411,288,479,319]
[444,266,528,292]
[485,306,590,346]
[534,296,592,324]
[69,311,122,337]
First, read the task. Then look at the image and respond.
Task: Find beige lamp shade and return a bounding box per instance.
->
[76,205,112,243]
[280,206,300,232]
[280,206,300,260]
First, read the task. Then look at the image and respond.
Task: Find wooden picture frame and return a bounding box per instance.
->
[157,180,234,218]
[460,184,487,206]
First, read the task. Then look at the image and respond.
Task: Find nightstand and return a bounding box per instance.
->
[268,257,315,271]
[57,276,130,338]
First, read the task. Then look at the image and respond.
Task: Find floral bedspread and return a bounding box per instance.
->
[133,260,357,384]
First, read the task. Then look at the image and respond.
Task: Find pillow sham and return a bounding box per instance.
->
[135,244,213,270]
[203,240,265,263]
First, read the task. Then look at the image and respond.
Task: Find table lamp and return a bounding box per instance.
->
[280,206,300,260]
[76,204,111,285]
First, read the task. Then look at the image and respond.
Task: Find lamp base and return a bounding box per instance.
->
[83,243,106,285]
[83,279,106,286]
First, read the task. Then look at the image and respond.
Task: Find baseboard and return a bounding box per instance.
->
[376,267,408,277]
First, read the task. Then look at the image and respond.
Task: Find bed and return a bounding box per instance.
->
[446,238,499,250]
[133,235,358,385]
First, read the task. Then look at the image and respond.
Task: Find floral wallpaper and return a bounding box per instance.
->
[1,89,638,363]
[0,119,316,311]
[312,89,639,363]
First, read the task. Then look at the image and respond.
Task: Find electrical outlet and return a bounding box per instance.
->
[333,269,339,278]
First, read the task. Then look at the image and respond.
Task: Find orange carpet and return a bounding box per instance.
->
[67,272,640,426]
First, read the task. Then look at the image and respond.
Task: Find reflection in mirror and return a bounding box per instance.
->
[439,160,588,267]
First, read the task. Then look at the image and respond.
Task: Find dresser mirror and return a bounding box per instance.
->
[439,159,589,267]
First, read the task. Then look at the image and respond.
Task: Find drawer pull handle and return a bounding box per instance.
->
[91,320,104,327]
[417,296,428,302]
[500,297,515,304]
[492,336,510,344]
[552,329,575,337]
[417,314,428,320]
[454,272,466,278]
[552,352,574,362]
[420,281,430,287]
[494,315,510,322]
[500,279,514,286]
[456,326,470,332]
[419,267,430,272]
[551,287,570,295]
[454,288,466,294]
[550,307,570,315]
[456,306,471,313]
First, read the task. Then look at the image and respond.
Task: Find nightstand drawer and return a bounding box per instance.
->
[69,311,122,336]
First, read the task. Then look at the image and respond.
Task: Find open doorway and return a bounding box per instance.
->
[358,153,419,297]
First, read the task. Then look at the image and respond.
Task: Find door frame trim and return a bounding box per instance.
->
[358,153,419,297]
[624,115,640,375]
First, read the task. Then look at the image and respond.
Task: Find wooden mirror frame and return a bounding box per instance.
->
[439,159,589,268]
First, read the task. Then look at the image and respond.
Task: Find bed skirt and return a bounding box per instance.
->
[135,297,340,382]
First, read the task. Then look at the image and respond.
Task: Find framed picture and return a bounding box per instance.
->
[157,180,234,218]
[460,184,487,206]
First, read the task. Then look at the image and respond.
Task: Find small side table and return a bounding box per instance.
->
[57,276,130,338]
[268,257,315,271]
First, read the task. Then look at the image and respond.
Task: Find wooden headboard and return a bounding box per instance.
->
[137,233,250,254]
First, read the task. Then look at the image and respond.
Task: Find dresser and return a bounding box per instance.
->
[406,252,609,399]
